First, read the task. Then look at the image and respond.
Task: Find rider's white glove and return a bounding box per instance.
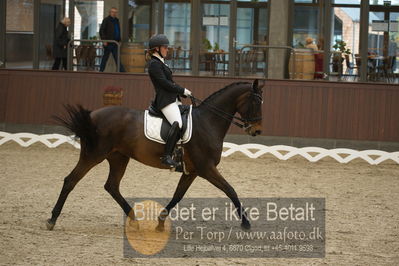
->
[183,88,192,97]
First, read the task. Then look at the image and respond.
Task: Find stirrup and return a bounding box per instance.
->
[161,155,178,168]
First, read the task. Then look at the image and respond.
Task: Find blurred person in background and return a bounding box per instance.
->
[99,7,125,72]
[52,17,70,70]
[305,37,318,51]
[317,37,324,51]
[389,36,397,71]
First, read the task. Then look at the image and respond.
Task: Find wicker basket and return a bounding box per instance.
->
[103,92,123,106]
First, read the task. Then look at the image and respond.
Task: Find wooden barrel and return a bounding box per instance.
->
[121,43,146,73]
[289,49,315,80]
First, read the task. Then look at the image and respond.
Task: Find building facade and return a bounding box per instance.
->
[1,0,398,83]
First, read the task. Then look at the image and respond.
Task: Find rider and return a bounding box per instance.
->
[147,34,192,168]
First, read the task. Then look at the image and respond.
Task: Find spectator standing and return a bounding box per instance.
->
[99,7,126,72]
[52,17,70,70]
[317,37,324,51]
[388,36,397,71]
[305,37,318,51]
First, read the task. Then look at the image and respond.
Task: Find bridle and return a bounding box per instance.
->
[189,91,263,130]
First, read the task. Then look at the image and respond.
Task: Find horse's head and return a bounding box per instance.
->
[236,79,264,136]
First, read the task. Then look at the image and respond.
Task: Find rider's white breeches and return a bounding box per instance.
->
[161,100,182,128]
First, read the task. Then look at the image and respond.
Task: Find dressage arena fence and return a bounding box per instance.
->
[0,132,398,165]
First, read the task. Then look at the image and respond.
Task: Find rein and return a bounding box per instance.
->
[189,94,262,130]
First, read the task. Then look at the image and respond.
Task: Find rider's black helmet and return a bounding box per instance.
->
[149,34,169,49]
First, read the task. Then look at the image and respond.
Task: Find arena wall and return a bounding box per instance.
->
[0,69,398,143]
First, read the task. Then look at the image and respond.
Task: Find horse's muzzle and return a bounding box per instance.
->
[251,130,262,136]
[246,127,262,136]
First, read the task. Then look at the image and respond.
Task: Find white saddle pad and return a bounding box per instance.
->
[144,105,193,144]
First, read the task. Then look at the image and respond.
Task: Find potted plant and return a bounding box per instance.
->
[332,40,351,73]
[213,42,220,52]
[103,86,123,106]
[202,38,213,51]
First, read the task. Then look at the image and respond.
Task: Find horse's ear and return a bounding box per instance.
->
[258,79,265,90]
[252,79,259,91]
[252,79,264,92]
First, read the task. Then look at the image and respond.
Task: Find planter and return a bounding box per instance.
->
[103,93,123,106]
[103,86,123,106]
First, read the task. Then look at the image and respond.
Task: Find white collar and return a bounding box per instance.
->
[153,53,165,63]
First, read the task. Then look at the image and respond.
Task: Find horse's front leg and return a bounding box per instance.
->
[156,173,197,232]
[201,165,251,230]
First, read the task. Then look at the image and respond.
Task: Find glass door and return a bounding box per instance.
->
[5,0,34,69]
[164,0,191,73]
[331,6,360,78]
[389,12,398,74]
[236,0,268,77]
[368,5,399,82]
[199,0,230,76]
[73,0,104,40]
[68,0,104,71]
[38,0,64,69]
[128,0,152,43]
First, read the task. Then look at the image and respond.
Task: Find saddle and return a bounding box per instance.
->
[144,103,193,144]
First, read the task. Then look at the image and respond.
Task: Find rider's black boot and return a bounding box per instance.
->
[160,121,181,168]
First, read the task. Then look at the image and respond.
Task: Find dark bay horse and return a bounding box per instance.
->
[47,80,263,231]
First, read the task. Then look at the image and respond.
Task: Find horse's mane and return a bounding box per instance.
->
[201,82,251,104]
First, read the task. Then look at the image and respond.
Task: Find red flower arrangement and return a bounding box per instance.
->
[104,86,123,95]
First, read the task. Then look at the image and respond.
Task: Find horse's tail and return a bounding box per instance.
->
[53,104,98,152]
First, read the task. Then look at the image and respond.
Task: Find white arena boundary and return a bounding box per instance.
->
[0,131,398,165]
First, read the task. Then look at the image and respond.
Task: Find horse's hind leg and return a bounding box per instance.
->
[202,166,251,230]
[46,154,100,230]
[156,173,197,232]
[103,152,132,219]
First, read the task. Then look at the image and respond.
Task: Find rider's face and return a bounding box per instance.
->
[159,46,168,57]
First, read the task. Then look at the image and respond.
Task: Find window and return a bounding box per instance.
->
[164,0,191,73]
[6,0,34,69]
[38,0,64,69]
[73,1,104,40]
[128,0,151,43]
[293,5,320,49]
[6,0,34,32]
[199,1,230,75]
[236,0,268,48]
[295,0,317,3]
[333,0,361,4]
[236,0,268,77]
[332,7,360,55]
[370,0,399,5]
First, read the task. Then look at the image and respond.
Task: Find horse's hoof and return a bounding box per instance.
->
[155,224,165,232]
[46,219,55,231]
[128,219,140,231]
[241,221,251,231]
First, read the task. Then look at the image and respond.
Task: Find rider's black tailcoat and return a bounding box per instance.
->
[148,56,186,110]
